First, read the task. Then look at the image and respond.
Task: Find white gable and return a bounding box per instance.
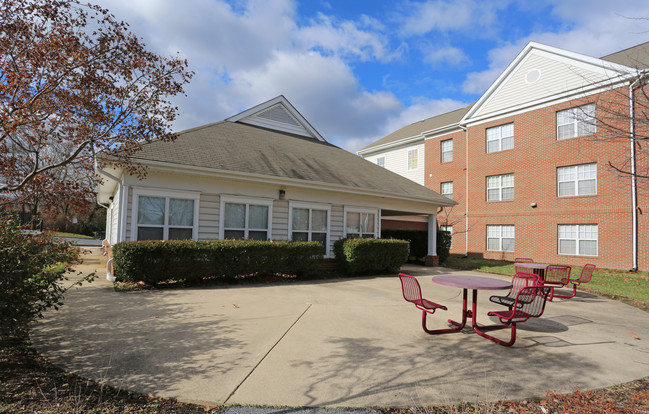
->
[226,95,325,141]
[465,42,634,122]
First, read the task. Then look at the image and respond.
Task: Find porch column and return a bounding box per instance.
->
[425,214,439,267]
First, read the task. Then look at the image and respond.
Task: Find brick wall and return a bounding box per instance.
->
[425,86,649,270]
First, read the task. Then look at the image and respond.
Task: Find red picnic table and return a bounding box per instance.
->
[430,275,512,337]
[513,262,551,279]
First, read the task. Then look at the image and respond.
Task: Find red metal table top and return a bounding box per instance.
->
[432,275,512,290]
[514,262,550,270]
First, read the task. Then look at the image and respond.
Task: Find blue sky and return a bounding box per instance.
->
[101,0,649,152]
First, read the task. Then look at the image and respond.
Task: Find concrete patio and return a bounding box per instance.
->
[31,248,649,408]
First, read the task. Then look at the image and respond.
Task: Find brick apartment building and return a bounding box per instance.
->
[358,41,649,271]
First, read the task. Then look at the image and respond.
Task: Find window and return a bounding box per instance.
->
[407,149,418,170]
[222,202,271,240]
[290,204,329,248]
[376,157,385,168]
[441,139,453,163]
[487,225,515,252]
[557,103,596,140]
[440,181,453,199]
[486,123,514,153]
[133,189,199,241]
[558,224,598,256]
[557,163,597,197]
[345,209,377,238]
[440,225,452,249]
[486,174,514,201]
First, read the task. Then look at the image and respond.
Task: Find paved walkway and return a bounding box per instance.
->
[31,248,649,409]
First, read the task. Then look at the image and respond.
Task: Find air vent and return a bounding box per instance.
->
[525,69,541,84]
[258,105,300,126]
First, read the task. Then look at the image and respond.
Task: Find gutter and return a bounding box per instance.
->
[628,70,648,272]
[94,160,122,281]
[460,123,469,257]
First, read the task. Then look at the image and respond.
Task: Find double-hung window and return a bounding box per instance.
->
[557,103,596,140]
[558,224,598,256]
[220,197,272,240]
[441,139,453,163]
[133,189,199,241]
[487,225,515,252]
[557,163,597,197]
[290,203,330,248]
[486,123,514,153]
[441,181,453,199]
[407,149,418,170]
[376,157,385,168]
[345,208,377,238]
[486,173,514,201]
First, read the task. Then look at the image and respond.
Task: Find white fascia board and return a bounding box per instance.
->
[357,135,424,155]
[462,41,635,123]
[423,124,464,141]
[463,76,631,127]
[131,158,457,208]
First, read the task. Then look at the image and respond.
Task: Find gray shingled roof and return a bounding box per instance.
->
[601,41,649,69]
[359,104,474,152]
[129,121,455,205]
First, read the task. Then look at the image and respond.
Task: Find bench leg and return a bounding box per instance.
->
[473,322,517,347]
[423,289,467,334]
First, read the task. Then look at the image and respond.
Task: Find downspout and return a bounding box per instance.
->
[95,161,122,281]
[628,71,648,272]
[460,123,469,257]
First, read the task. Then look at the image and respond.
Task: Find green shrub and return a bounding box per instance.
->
[333,238,409,275]
[112,239,324,284]
[381,229,452,264]
[0,217,92,339]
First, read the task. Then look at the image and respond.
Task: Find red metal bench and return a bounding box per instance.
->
[543,265,572,300]
[398,273,447,334]
[551,264,596,299]
[477,285,552,346]
[489,272,540,309]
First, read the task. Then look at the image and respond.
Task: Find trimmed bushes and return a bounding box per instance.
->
[334,238,409,275]
[112,239,324,284]
[381,229,452,264]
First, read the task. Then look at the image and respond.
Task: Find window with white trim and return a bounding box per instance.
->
[133,190,199,241]
[345,209,377,238]
[290,204,329,248]
[557,163,597,197]
[222,201,271,240]
[440,181,453,199]
[441,139,453,163]
[557,103,596,140]
[558,224,598,256]
[487,225,515,252]
[486,123,514,153]
[407,149,418,170]
[376,157,385,168]
[440,225,452,249]
[486,173,514,202]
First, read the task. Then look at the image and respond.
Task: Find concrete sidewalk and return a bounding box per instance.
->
[31,248,649,408]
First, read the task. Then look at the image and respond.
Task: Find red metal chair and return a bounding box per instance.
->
[542,265,572,300]
[552,264,596,299]
[398,273,447,334]
[477,285,552,347]
[489,272,540,309]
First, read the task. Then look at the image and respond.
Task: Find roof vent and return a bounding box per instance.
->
[258,105,300,126]
[525,69,541,84]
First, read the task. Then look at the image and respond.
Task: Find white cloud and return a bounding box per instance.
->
[422,45,470,67]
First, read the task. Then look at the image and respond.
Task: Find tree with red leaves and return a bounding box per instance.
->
[0,0,193,209]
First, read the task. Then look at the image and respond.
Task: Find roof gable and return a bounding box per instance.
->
[226,95,325,142]
[464,42,634,123]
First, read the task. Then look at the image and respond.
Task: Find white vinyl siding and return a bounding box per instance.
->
[198,193,220,240]
[441,139,453,163]
[360,144,425,185]
[486,123,514,153]
[487,225,515,252]
[486,174,514,202]
[271,200,289,241]
[557,163,597,197]
[558,224,598,256]
[441,182,453,199]
[557,103,596,140]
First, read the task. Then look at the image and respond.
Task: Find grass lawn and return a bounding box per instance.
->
[444,256,649,309]
[50,231,95,239]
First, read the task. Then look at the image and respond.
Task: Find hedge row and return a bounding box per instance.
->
[333,238,409,275]
[112,239,324,284]
[380,229,452,263]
